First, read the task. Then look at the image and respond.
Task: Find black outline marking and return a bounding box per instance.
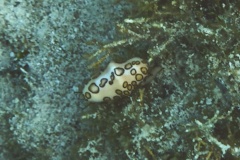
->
[131,81,137,86]
[130,68,137,75]
[141,67,148,75]
[84,92,91,99]
[115,89,123,95]
[123,81,128,88]
[110,72,115,81]
[124,63,132,70]
[123,90,130,96]
[113,96,121,100]
[109,80,113,85]
[135,74,143,81]
[88,83,99,93]
[127,84,133,91]
[135,61,140,65]
[114,67,125,76]
[99,78,108,88]
[103,97,111,102]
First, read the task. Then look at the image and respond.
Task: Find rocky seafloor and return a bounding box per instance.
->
[0,0,239,159]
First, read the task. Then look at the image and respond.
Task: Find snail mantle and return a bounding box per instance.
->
[82,57,149,102]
